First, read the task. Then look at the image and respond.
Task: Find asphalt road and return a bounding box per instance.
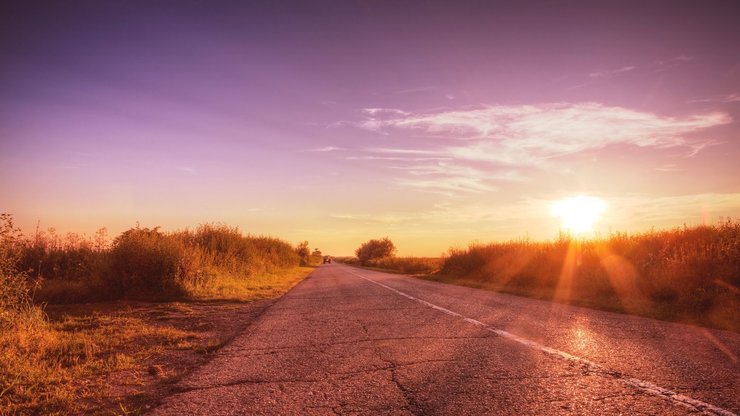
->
[150,263,739,415]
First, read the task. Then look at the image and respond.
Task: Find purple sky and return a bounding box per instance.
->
[1,1,739,255]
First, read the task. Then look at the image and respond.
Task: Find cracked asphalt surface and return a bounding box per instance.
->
[149,264,739,415]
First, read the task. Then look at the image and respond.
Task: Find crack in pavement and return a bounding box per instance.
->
[150,266,739,416]
[354,317,420,415]
[346,267,738,416]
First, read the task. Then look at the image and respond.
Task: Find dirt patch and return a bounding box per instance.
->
[42,300,275,415]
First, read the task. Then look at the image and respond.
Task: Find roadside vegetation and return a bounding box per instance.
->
[340,237,439,274]
[0,213,317,414]
[349,222,739,332]
[340,255,441,275]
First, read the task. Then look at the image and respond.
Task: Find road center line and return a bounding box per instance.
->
[344,267,736,416]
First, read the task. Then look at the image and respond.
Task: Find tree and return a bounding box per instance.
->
[295,241,310,266]
[310,248,323,264]
[355,237,396,265]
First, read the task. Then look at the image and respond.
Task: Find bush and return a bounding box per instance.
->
[355,237,396,265]
[295,241,310,266]
[110,227,196,299]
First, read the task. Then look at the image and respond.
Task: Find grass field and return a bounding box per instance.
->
[1,214,316,414]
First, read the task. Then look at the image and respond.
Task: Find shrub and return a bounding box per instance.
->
[295,241,310,266]
[109,227,193,299]
[355,237,396,265]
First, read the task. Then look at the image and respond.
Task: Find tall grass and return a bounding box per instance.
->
[1,215,310,414]
[341,256,441,275]
[437,220,740,330]
[13,221,301,303]
[1,214,45,330]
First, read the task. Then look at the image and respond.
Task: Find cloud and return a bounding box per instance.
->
[367,147,442,155]
[389,161,526,194]
[603,192,740,225]
[305,146,344,152]
[362,108,410,117]
[346,155,449,162]
[687,93,740,104]
[588,65,636,79]
[395,86,439,94]
[653,164,682,172]
[356,103,731,164]
[655,55,694,70]
[574,56,693,88]
[395,164,497,195]
[178,166,197,175]
[345,102,730,196]
[333,192,740,235]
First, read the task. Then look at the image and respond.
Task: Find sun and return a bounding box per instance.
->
[550,195,607,234]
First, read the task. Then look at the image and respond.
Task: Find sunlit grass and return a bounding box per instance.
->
[0,268,315,415]
[184,266,314,301]
[433,220,740,331]
[0,312,195,415]
[339,256,441,275]
[0,214,315,414]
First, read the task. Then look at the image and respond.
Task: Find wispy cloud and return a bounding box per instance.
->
[687,93,740,104]
[574,56,693,88]
[655,55,694,71]
[367,147,442,155]
[329,192,740,243]
[588,65,636,79]
[393,162,529,195]
[331,202,513,226]
[346,155,449,162]
[178,166,198,175]
[603,192,740,226]
[395,86,439,94]
[362,108,410,117]
[357,103,730,162]
[345,103,731,195]
[395,163,496,195]
[653,164,682,172]
[305,146,344,152]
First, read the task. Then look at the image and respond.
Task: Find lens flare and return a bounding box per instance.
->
[551,195,606,234]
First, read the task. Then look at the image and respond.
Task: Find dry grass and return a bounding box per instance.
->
[17,222,302,303]
[431,220,740,331]
[0,214,315,414]
[0,312,194,415]
[339,256,441,275]
[0,266,314,415]
[183,266,315,301]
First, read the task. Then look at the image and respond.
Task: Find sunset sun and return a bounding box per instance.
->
[550,196,607,234]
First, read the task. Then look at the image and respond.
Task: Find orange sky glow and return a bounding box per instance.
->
[1,1,739,256]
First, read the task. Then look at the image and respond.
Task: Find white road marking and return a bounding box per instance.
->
[344,267,737,416]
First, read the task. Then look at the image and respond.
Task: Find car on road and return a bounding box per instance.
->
[323,256,332,264]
